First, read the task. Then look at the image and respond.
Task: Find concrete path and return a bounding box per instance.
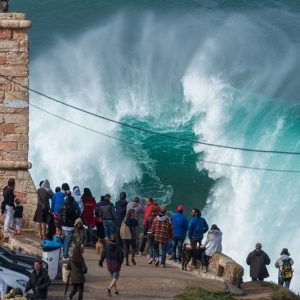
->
[48,248,224,300]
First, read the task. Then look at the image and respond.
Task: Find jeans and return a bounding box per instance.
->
[154,241,168,266]
[69,282,84,300]
[4,205,14,232]
[147,233,155,258]
[172,237,184,261]
[278,277,291,289]
[63,230,74,259]
[103,220,115,239]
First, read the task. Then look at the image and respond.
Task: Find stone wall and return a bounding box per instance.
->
[0,12,37,226]
[209,253,244,287]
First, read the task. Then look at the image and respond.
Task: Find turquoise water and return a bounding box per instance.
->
[12,0,300,289]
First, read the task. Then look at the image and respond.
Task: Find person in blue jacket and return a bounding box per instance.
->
[171,204,189,263]
[188,208,208,265]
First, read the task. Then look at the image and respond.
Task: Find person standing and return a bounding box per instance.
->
[81,188,96,246]
[246,243,270,282]
[1,178,16,233]
[201,224,223,272]
[115,192,128,245]
[145,206,159,264]
[188,208,208,265]
[120,209,138,266]
[72,218,87,249]
[33,179,53,240]
[66,246,88,300]
[72,186,84,215]
[151,207,173,268]
[126,197,144,223]
[275,248,294,289]
[142,197,159,228]
[51,186,65,236]
[98,194,116,239]
[25,259,51,300]
[95,196,105,247]
[171,204,189,263]
[99,235,124,296]
[13,198,23,235]
[60,194,80,260]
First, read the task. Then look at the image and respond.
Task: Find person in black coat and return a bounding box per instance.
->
[25,259,51,300]
[114,192,128,245]
[246,243,270,281]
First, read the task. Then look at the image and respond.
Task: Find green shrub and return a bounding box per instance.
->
[260,282,300,300]
[175,287,234,300]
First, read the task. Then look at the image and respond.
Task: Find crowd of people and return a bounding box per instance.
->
[0,177,296,298]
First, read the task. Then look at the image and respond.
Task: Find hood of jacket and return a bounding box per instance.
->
[280,254,290,261]
[72,186,81,197]
[108,241,118,252]
[157,214,169,222]
[208,229,223,237]
[254,249,263,256]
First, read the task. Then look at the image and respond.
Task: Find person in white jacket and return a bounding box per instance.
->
[0,277,7,299]
[275,248,294,289]
[200,224,222,272]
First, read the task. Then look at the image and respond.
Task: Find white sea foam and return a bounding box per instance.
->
[182,67,300,290]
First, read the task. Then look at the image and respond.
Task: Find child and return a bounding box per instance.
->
[13,198,23,235]
[99,235,124,296]
[66,246,88,300]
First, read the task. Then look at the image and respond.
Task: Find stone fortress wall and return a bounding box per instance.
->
[0,12,37,225]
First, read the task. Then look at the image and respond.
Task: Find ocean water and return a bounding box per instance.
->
[12,0,300,290]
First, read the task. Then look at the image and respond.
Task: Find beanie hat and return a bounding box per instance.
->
[176,204,184,212]
[280,248,290,256]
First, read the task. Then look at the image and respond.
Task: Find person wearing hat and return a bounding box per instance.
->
[275,248,294,289]
[246,243,271,282]
[73,218,87,249]
[170,204,189,263]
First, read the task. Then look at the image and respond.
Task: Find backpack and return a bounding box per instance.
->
[60,201,78,226]
[281,259,293,280]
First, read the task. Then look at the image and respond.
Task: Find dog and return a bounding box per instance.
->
[96,239,105,254]
[182,243,205,271]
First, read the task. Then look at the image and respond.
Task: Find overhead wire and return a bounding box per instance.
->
[29,102,300,173]
[29,103,135,145]
[1,75,300,155]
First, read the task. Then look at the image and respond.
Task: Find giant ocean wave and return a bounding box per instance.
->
[29,1,300,290]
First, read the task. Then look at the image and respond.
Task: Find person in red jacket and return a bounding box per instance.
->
[81,188,96,246]
[139,197,159,253]
[142,197,159,227]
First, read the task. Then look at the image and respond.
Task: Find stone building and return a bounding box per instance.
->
[0,12,37,225]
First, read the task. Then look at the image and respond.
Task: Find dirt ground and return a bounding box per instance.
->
[47,248,225,300]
